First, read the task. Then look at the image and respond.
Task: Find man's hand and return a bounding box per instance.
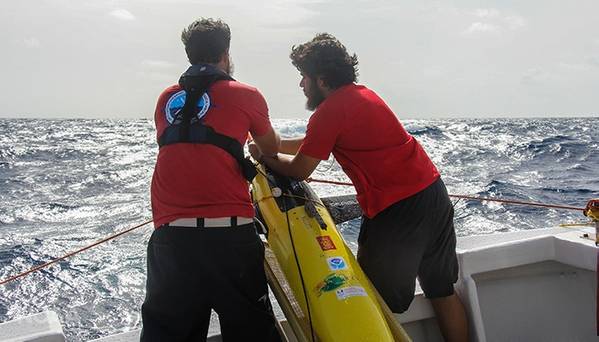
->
[248,142,262,162]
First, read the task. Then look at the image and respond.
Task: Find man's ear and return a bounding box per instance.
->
[316,76,328,91]
[316,76,332,96]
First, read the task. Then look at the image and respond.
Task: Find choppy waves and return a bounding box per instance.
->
[0,117,597,340]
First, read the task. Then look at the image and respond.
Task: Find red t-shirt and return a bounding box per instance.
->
[151,80,271,228]
[299,84,440,218]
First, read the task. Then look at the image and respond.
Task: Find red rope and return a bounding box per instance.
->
[0,177,587,287]
[306,177,352,186]
[448,194,585,211]
[306,177,586,212]
[0,219,152,286]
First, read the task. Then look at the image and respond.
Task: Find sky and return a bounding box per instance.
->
[0,0,598,119]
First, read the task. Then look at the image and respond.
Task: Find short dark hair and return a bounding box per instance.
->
[181,18,231,64]
[290,33,358,89]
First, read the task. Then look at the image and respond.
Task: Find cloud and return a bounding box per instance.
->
[505,16,526,30]
[110,9,135,21]
[464,22,501,35]
[22,37,41,48]
[472,8,500,18]
[463,8,526,36]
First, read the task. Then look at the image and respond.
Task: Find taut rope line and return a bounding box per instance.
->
[0,219,153,286]
[0,177,590,287]
[306,177,586,212]
[447,194,584,211]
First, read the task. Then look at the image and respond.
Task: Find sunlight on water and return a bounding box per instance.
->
[0,118,597,340]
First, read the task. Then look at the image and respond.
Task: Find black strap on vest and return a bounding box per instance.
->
[158,64,257,182]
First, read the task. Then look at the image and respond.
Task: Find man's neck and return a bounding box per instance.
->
[323,83,353,99]
[214,62,228,74]
[190,62,226,72]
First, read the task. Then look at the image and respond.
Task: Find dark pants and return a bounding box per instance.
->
[357,178,459,313]
[140,224,281,342]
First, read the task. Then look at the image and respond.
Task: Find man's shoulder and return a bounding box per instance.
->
[217,80,263,95]
[309,84,382,124]
[158,84,182,101]
[229,79,259,91]
[213,80,266,107]
[339,83,376,99]
[333,83,387,110]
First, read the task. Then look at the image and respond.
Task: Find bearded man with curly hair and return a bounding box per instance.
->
[250,33,468,342]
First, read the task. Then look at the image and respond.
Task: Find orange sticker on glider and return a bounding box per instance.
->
[316,236,336,251]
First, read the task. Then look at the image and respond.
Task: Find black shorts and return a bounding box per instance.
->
[140,224,281,342]
[357,178,459,313]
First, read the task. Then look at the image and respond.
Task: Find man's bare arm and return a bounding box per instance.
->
[261,152,320,180]
[252,127,281,157]
[279,137,304,155]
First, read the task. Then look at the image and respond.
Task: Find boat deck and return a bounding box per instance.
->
[1,226,597,341]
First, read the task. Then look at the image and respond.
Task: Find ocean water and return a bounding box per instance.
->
[0,117,597,341]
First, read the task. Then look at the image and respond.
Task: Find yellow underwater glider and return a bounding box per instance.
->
[252,165,410,342]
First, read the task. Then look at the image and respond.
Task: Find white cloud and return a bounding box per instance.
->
[110,9,135,21]
[464,22,501,35]
[23,37,41,48]
[505,15,526,30]
[472,8,500,18]
[463,8,526,36]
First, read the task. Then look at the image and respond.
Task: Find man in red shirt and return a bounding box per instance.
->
[142,18,281,341]
[251,34,468,341]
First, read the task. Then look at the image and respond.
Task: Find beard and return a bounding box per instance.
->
[305,78,325,111]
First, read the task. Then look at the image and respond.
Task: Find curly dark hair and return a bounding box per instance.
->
[181,18,231,64]
[290,33,359,89]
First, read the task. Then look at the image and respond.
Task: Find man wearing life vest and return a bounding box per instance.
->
[250,33,468,342]
[142,18,281,341]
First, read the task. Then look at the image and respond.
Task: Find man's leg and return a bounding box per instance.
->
[357,211,428,313]
[141,228,211,341]
[430,294,468,342]
[208,225,281,342]
[418,178,468,342]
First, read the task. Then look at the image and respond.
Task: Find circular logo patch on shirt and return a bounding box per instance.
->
[165,90,211,124]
